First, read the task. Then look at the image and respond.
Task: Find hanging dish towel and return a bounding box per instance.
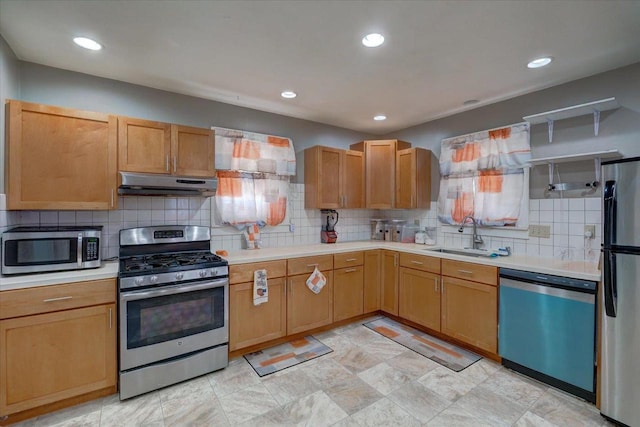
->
[253,269,268,306]
[306,267,326,294]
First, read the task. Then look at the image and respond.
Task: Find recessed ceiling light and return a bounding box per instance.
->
[362,33,385,48]
[527,56,553,69]
[73,37,102,51]
[373,115,387,121]
[281,91,297,99]
[463,99,479,106]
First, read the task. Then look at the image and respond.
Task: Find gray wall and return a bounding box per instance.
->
[385,62,640,198]
[0,37,20,193]
[15,61,373,183]
[4,35,640,198]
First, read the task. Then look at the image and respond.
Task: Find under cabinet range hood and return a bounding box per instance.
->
[118,172,217,197]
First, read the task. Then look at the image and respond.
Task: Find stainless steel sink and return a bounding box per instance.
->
[424,248,493,258]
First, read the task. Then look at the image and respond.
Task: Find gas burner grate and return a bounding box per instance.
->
[121,252,225,273]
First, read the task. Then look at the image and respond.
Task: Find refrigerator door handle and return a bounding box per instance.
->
[603,180,616,247]
[603,250,617,317]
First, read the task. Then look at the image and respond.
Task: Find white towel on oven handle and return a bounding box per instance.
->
[253,269,268,306]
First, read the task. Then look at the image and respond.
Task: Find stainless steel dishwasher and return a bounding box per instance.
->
[498,268,597,402]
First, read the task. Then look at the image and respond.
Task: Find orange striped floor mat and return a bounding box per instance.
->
[364,317,481,372]
[244,336,332,377]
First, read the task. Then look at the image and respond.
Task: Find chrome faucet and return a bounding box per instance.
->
[458,214,483,249]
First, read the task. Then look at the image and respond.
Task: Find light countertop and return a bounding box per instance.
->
[0,241,600,292]
[0,261,119,292]
[221,241,601,282]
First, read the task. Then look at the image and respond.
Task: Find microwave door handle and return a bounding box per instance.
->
[77,233,83,267]
[120,278,228,302]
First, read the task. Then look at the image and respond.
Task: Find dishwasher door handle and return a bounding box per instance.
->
[500,278,595,304]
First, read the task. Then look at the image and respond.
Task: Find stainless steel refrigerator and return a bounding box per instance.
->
[601,156,640,426]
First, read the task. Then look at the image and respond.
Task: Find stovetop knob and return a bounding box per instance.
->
[199,270,207,278]
[134,277,144,286]
[150,275,158,283]
[175,272,184,280]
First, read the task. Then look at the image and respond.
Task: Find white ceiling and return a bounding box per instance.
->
[1,1,640,135]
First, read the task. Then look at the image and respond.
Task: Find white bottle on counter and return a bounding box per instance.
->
[415,230,426,244]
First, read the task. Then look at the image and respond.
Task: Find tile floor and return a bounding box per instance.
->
[14,317,613,427]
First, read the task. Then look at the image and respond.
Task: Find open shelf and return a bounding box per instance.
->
[523,97,619,124]
[529,149,622,166]
[523,97,619,143]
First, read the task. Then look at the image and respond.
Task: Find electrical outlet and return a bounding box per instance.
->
[289,223,295,232]
[584,224,596,239]
[529,224,551,238]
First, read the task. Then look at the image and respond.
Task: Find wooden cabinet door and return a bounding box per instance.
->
[396,148,432,209]
[0,304,117,416]
[229,278,286,351]
[333,266,364,322]
[343,150,364,208]
[118,116,171,174]
[304,146,343,209]
[396,148,416,209]
[287,272,334,335]
[441,277,497,353]
[380,250,399,315]
[364,140,397,209]
[6,101,118,210]
[363,250,381,313]
[171,125,215,177]
[399,268,441,331]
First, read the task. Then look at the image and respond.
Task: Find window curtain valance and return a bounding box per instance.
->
[213,127,296,227]
[437,123,531,227]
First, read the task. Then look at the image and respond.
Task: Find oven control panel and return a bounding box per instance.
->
[119,266,229,290]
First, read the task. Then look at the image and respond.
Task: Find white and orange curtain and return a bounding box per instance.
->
[213,127,295,227]
[437,123,530,226]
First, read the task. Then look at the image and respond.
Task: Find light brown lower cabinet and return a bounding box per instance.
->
[380,250,399,315]
[229,277,287,351]
[399,268,441,331]
[441,276,497,353]
[333,266,364,322]
[287,272,334,335]
[0,304,116,416]
[363,250,381,313]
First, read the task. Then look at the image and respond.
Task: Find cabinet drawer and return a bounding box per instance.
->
[0,279,116,320]
[229,260,287,284]
[333,251,364,269]
[287,255,333,276]
[399,252,440,274]
[441,259,498,286]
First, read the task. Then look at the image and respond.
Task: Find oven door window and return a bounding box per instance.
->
[126,286,224,349]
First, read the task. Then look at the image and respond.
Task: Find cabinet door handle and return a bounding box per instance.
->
[457,269,474,275]
[343,195,347,207]
[434,277,439,293]
[411,260,424,265]
[394,254,398,267]
[290,280,294,296]
[43,296,73,303]
[344,268,357,273]
[110,188,115,208]
[109,308,113,329]
[173,155,177,173]
[346,258,357,262]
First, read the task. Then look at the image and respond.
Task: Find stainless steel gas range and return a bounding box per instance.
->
[117,225,229,400]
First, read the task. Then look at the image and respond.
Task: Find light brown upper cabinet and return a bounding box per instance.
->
[304,146,364,209]
[119,117,215,177]
[350,139,411,209]
[396,148,432,209]
[5,100,118,210]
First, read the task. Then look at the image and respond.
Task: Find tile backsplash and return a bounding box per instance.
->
[0,187,601,264]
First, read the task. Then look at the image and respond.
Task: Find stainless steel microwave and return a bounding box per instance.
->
[1,226,102,275]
